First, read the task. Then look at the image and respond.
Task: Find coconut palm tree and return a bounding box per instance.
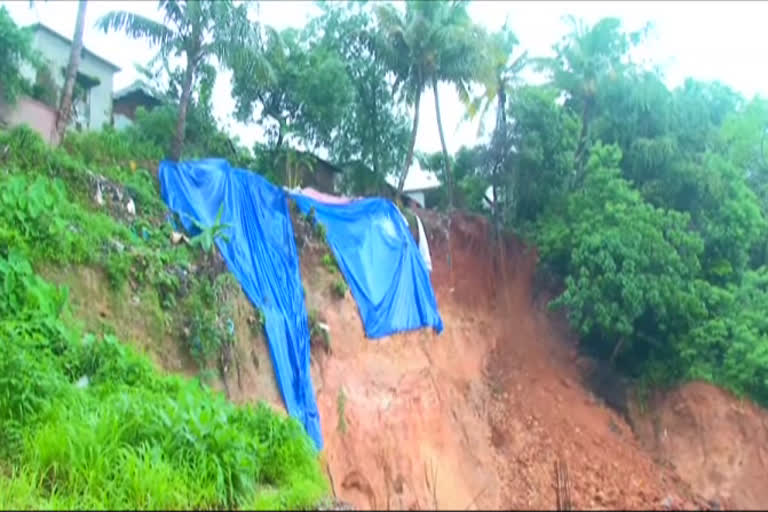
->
[96,0,255,161]
[466,23,527,225]
[376,0,485,208]
[539,16,647,176]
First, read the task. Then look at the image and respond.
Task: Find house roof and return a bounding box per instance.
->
[298,151,343,174]
[27,22,122,73]
[113,79,163,102]
[385,162,442,193]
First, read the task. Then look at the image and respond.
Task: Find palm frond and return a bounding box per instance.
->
[95,10,172,47]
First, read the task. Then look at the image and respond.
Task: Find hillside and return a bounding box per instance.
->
[4,125,767,509]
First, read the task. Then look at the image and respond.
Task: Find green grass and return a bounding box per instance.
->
[0,126,330,509]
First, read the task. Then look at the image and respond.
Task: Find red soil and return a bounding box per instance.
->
[306,212,708,510]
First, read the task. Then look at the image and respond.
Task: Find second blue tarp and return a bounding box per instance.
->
[290,194,444,338]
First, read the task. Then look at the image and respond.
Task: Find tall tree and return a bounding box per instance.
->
[230,25,353,154]
[97,0,253,161]
[376,0,484,207]
[304,2,410,193]
[0,6,40,105]
[467,23,527,226]
[55,0,87,140]
[540,16,647,182]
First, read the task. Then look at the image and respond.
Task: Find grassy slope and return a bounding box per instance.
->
[0,126,329,509]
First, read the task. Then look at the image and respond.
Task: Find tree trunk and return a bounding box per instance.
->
[573,97,592,184]
[371,80,381,178]
[432,76,453,210]
[171,56,196,162]
[55,0,87,140]
[492,84,507,230]
[608,336,626,367]
[397,85,421,201]
[275,121,284,151]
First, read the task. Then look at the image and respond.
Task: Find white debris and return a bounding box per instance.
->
[75,375,90,389]
[126,197,136,216]
[95,183,104,206]
[170,231,189,245]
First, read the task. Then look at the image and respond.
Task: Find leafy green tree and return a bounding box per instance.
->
[0,7,39,104]
[230,25,353,154]
[677,269,768,405]
[536,143,705,369]
[505,85,579,226]
[305,2,411,190]
[97,0,253,161]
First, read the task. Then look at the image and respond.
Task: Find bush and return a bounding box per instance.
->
[536,143,706,371]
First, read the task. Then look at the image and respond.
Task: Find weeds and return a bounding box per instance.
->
[322,252,338,274]
[308,310,331,354]
[331,278,348,299]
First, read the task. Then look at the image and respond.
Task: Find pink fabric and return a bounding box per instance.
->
[299,187,358,205]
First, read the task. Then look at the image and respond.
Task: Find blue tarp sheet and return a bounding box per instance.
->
[159,159,321,449]
[290,194,443,338]
[158,158,443,449]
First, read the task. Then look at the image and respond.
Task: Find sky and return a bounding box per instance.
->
[4,0,768,185]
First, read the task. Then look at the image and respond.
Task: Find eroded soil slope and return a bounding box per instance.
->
[304,212,704,510]
[631,381,768,510]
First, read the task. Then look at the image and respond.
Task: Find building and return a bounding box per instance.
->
[1,22,121,142]
[385,162,442,209]
[299,151,343,194]
[112,80,164,130]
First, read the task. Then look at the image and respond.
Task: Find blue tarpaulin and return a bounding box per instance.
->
[159,159,322,449]
[158,158,443,449]
[290,194,443,338]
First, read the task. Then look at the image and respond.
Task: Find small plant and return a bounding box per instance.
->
[248,307,266,338]
[308,309,331,354]
[322,252,337,274]
[337,387,347,434]
[314,220,327,240]
[331,278,348,299]
[187,203,230,254]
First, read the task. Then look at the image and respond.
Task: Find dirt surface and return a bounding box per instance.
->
[304,211,707,510]
[630,381,768,510]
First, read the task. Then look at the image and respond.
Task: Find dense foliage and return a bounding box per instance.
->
[0,7,39,104]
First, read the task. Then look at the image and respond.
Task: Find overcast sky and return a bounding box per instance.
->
[5,0,768,173]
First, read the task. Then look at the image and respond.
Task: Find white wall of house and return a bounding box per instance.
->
[405,191,426,208]
[29,27,117,131]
